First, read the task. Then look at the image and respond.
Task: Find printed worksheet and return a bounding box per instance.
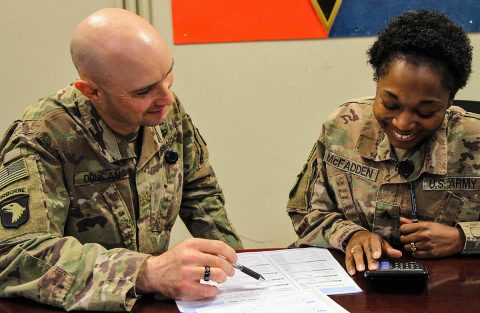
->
[176,248,360,313]
[196,289,349,313]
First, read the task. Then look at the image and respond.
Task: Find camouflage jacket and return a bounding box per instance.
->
[0,84,242,311]
[288,97,480,254]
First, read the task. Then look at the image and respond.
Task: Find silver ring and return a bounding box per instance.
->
[410,242,417,252]
[350,244,361,254]
[204,266,211,281]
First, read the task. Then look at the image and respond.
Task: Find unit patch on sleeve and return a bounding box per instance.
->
[0,187,29,228]
[423,177,480,190]
[0,158,29,190]
[324,150,379,181]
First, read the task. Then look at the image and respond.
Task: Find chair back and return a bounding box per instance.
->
[453,100,480,114]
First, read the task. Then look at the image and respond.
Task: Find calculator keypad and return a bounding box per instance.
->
[379,261,425,271]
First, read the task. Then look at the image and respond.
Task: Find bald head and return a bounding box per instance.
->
[70,8,170,86]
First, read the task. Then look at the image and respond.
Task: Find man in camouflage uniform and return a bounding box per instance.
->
[0,8,242,311]
[287,10,480,276]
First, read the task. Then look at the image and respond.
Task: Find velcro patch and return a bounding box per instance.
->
[74,168,129,186]
[0,158,29,190]
[0,187,29,228]
[159,129,178,155]
[324,150,378,181]
[423,177,480,190]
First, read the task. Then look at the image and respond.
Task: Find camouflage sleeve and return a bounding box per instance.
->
[176,100,243,249]
[0,122,149,311]
[286,139,365,251]
[457,222,480,254]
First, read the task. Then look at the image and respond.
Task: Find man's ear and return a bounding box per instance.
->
[75,79,100,102]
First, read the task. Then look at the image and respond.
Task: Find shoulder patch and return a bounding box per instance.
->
[0,187,29,228]
[324,150,378,181]
[0,158,29,190]
[3,149,22,165]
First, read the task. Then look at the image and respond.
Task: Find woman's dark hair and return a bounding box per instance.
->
[367,10,472,98]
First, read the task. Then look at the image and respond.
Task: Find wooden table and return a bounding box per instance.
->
[1,249,479,312]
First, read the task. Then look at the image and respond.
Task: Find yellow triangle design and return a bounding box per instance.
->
[310,0,343,33]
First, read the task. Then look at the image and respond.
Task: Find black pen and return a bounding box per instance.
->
[233,262,265,281]
[408,181,418,223]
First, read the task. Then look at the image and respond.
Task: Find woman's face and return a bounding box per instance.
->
[373,59,451,150]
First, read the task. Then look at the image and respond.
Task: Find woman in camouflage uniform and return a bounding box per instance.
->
[287,10,478,275]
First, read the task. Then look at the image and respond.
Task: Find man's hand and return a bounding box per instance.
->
[399,217,465,258]
[345,230,402,275]
[135,238,237,300]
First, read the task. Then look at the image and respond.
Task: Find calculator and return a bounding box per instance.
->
[364,260,429,283]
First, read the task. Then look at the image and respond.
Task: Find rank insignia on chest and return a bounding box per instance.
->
[0,187,29,228]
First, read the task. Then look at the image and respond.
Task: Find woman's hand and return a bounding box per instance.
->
[399,217,466,258]
[345,230,402,275]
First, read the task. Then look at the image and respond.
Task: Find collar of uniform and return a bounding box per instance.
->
[72,89,125,163]
[355,107,394,162]
[135,105,177,171]
[422,115,448,175]
[136,126,162,171]
[117,131,139,161]
[355,105,448,175]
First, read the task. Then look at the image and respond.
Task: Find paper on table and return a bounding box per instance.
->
[265,248,361,295]
[196,289,349,313]
[176,248,360,313]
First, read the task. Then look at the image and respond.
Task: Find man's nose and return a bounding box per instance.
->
[154,84,174,106]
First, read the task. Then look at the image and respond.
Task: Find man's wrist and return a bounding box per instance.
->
[135,255,154,294]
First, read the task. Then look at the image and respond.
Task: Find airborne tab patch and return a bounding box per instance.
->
[0,187,29,228]
[423,177,480,190]
[324,150,378,181]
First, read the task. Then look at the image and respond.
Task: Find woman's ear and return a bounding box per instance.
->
[74,79,100,102]
[448,99,454,108]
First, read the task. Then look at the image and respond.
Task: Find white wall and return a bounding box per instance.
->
[0,0,123,127]
[1,0,479,249]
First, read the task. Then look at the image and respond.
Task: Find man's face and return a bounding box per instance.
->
[91,36,175,136]
[373,59,450,150]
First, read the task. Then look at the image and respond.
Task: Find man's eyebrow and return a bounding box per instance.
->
[165,59,174,77]
[129,59,174,94]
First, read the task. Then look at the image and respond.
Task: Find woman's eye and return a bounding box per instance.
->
[417,111,434,118]
[383,102,397,110]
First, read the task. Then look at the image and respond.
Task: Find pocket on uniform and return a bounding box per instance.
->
[434,192,464,226]
[66,182,135,250]
[455,194,480,223]
[333,173,366,226]
[102,184,137,250]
